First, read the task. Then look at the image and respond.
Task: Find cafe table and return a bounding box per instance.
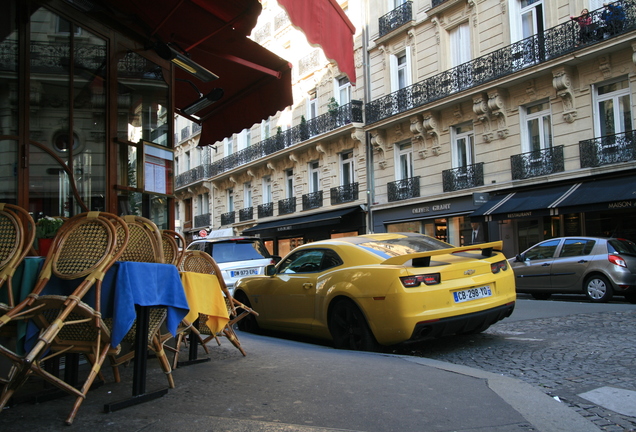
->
[19,260,189,411]
[177,271,229,366]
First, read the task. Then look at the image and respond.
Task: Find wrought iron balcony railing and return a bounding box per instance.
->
[175,163,213,189]
[331,182,359,205]
[194,213,211,228]
[511,146,565,180]
[431,0,448,7]
[302,191,323,211]
[580,130,636,168]
[180,126,190,141]
[258,202,274,218]
[221,211,235,225]
[278,197,296,215]
[388,176,420,202]
[379,1,412,38]
[367,1,636,124]
[239,207,254,222]
[442,163,484,192]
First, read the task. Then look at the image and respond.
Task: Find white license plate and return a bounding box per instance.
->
[231,268,259,277]
[453,286,492,303]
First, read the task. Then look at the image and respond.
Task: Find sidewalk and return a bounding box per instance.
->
[0,331,600,431]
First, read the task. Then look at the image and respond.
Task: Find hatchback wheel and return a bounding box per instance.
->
[584,275,613,303]
[328,300,378,352]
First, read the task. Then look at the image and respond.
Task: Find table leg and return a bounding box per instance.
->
[176,318,210,368]
[103,306,168,412]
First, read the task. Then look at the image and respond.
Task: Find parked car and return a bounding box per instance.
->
[233,233,516,351]
[186,236,279,293]
[510,236,636,303]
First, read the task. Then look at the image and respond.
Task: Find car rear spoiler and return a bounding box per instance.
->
[381,241,504,268]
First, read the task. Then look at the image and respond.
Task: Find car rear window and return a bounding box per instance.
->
[355,237,451,259]
[208,240,272,263]
[608,239,636,256]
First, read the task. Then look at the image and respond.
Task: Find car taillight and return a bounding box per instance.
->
[609,254,627,268]
[400,273,441,287]
[491,260,508,274]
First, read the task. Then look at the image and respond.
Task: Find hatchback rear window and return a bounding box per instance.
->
[208,240,272,263]
[608,239,636,256]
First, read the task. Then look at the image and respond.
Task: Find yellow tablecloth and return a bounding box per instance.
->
[180,272,229,334]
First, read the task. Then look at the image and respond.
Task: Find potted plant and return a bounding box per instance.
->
[300,115,309,140]
[35,216,65,256]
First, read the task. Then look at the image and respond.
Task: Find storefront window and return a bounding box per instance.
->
[28,8,107,217]
[386,221,420,233]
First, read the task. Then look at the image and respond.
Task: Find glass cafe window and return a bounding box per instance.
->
[27,8,107,217]
[116,50,171,222]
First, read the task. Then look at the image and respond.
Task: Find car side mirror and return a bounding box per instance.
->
[515,254,524,262]
[272,255,281,264]
[265,264,277,276]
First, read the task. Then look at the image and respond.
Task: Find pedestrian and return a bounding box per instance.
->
[601,2,626,37]
[570,9,593,45]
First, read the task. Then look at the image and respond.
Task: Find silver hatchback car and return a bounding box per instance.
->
[510,237,636,303]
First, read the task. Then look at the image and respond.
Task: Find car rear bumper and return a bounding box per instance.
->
[408,302,515,341]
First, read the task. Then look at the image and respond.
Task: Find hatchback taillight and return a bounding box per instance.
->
[400,273,441,287]
[609,254,627,268]
[491,260,508,274]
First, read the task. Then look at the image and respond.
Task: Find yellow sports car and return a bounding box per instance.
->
[234,233,516,350]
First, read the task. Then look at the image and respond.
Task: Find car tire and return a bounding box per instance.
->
[234,292,261,334]
[531,293,552,300]
[624,293,636,304]
[584,275,613,303]
[328,299,379,352]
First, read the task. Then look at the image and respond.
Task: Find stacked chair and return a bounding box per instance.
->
[105,215,176,388]
[177,250,258,358]
[0,211,128,425]
[161,229,185,267]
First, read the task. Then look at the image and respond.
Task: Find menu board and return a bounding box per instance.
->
[143,143,173,195]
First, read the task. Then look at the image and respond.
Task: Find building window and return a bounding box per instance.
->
[263,176,273,204]
[336,76,351,105]
[285,169,294,199]
[594,78,632,136]
[510,0,544,42]
[395,142,413,180]
[227,188,234,212]
[522,101,552,153]
[244,182,252,207]
[184,151,191,170]
[452,124,475,168]
[202,192,209,214]
[225,137,233,155]
[238,128,251,151]
[341,151,354,185]
[450,22,471,67]
[261,119,271,140]
[309,161,320,193]
[308,91,317,120]
[391,50,411,92]
[174,156,179,176]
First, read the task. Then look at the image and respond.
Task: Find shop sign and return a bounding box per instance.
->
[608,200,635,209]
[507,211,532,218]
[411,202,451,214]
[473,192,489,206]
[278,226,292,231]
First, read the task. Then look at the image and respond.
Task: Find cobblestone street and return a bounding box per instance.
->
[394,307,636,431]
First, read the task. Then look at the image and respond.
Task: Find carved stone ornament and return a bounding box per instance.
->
[552,67,577,123]
[370,130,386,154]
[351,127,365,145]
[487,89,508,131]
[472,93,491,130]
[316,144,327,155]
[378,160,387,170]
[598,55,612,79]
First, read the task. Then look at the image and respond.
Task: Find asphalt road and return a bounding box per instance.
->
[392,294,636,431]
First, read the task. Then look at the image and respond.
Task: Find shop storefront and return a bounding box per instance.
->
[242,206,365,256]
[372,194,489,247]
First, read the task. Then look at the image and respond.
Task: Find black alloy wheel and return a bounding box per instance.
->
[328,299,378,352]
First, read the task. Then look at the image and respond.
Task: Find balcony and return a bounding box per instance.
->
[221,211,235,225]
[580,130,636,168]
[175,163,213,189]
[367,1,636,124]
[302,191,323,211]
[379,2,412,38]
[388,177,420,202]
[239,207,254,222]
[331,182,359,205]
[193,213,211,228]
[442,163,484,192]
[278,197,296,215]
[258,202,274,218]
[208,100,363,178]
[180,126,190,141]
[511,146,565,180]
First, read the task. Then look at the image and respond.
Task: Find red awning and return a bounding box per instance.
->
[103,0,293,145]
[277,0,356,85]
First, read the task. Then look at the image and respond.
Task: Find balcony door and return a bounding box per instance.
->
[395,142,413,180]
[594,78,632,137]
[452,124,475,169]
[523,101,552,153]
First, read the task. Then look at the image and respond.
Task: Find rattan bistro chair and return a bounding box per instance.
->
[0,211,127,425]
[161,229,185,267]
[178,250,258,357]
[106,215,175,388]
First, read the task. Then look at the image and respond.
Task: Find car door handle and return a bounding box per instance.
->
[303,283,313,289]
[541,263,550,266]
[578,260,588,263]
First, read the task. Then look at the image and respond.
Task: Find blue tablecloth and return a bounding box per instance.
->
[24,261,189,349]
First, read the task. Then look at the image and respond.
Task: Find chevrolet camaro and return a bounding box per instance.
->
[234,233,516,350]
